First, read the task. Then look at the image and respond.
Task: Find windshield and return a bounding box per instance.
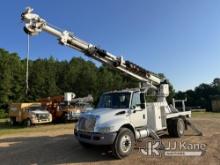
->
[97,92,131,109]
[28,106,46,111]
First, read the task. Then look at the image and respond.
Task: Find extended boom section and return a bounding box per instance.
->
[21,7,161,88]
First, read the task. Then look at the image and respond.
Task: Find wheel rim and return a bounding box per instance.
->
[119,134,132,153]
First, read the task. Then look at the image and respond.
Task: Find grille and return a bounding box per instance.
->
[38,114,49,120]
[78,116,96,132]
[79,133,91,139]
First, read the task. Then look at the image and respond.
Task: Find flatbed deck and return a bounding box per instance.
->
[166,111,191,119]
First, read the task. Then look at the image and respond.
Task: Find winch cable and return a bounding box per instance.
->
[25,34,30,95]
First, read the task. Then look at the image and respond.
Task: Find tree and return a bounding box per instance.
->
[1,48,186,111]
[44,57,61,96]
[213,78,220,87]
[0,49,24,106]
[174,78,220,111]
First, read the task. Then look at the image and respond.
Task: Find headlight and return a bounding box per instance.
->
[31,114,36,119]
[97,126,115,133]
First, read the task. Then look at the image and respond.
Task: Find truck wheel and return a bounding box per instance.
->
[112,128,135,159]
[168,118,185,137]
[24,119,32,127]
[61,113,68,123]
[10,117,16,126]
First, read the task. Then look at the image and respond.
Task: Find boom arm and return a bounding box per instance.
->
[21,7,162,88]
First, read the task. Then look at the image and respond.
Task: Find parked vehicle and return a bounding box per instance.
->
[74,86,193,158]
[9,103,52,127]
[21,7,202,159]
[38,93,93,122]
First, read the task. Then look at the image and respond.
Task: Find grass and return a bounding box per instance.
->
[0,118,8,123]
[0,119,74,137]
[192,111,220,118]
[0,112,219,137]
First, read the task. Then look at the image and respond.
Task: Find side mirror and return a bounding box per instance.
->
[135,103,145,109]
[132,105,140,109]
[132,104,145,113]
[140,93,146,109]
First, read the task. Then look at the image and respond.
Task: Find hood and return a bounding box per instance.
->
[82,108,127,119]
[79,108,130,132]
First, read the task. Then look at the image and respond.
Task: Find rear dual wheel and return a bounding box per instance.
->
[167,118,185,137]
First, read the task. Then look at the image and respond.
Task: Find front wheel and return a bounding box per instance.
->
[10,117,17,126]
[24,119,32,127]
[112,128,135,159]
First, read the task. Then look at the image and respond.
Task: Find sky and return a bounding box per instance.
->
[0,0,220,91]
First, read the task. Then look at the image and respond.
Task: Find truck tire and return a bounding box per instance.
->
[112,128,135,159]
[10,117,17,126]
[168,118,185,137]
[24,119,32,127]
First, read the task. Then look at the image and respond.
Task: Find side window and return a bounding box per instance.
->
[10,107,17,112]
[131,92,141,108]
[103,95,111,108]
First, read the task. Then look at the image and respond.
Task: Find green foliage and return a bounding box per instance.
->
[0,109,8,119]
[0,49,25,105]
[0,48,138,107]
[2,48,219,112]
[175,78,220,111]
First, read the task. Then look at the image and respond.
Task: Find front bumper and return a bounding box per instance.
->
[66,113,81,120]
[74,129,117,145]
[31,118,52,124]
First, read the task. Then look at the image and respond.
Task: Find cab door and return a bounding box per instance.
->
[129,92,147,128]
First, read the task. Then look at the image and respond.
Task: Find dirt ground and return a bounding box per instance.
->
[0,118,220,165]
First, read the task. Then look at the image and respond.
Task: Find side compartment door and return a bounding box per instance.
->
[129,92,147,128]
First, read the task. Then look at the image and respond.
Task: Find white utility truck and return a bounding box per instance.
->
[21,7,202,159]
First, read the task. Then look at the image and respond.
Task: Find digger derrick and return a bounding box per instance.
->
[21,7,162,89]
[37,94,93,122]
[20,7,203,160]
